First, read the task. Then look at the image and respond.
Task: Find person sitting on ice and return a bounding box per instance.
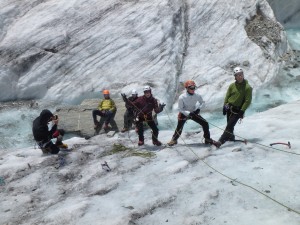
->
[32,109,67,154]
[92,89,118,133]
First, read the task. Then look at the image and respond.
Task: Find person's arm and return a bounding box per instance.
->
[98,100,103,111]
[110,100,116,112]
[241,86,252,112]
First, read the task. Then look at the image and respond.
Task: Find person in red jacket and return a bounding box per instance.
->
[133,86,165,146]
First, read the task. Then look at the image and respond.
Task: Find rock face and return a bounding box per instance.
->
[55,98,127,137]
[0,0,295,108]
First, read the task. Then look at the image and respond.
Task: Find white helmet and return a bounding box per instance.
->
[233,67,243,75]
[131,89,138,95]
[143,85,151,92]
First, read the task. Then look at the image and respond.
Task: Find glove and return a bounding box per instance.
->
[159,103,166,112]
[193,109,200,114]
[52,130,60,138]
[223,104,229,116]
[121,93,127,102]
[238,110,244,118]
[188,112,195,118]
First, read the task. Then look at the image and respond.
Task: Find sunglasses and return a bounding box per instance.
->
[235,73,243,77]
[188,86,196,90]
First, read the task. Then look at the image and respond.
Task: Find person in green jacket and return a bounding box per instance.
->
[215,67,252,148]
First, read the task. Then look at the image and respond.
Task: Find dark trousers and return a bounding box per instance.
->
[123,109,135,129]
[92,109,115,125]
[37,129,65,154]
[172,113,210,141]
[136,120,159,142]
[219,113,239,143]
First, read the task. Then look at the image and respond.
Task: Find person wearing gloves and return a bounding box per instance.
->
[32,109,67,154]
[168,80,217,146]
[133,86,165,146]
[120,89,138,132]
[215,67,252,148]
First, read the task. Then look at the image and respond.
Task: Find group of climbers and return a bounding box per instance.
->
[32,66,252,154]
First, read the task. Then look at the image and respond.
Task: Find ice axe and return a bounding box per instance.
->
[270,141,291,149]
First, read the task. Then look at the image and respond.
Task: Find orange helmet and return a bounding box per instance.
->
[102,89,110,95]
[184,80,196,88]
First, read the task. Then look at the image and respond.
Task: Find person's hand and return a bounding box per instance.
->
[52,115,59,124]
[238,110,244,118]
[223,104,229,116]
[121,93,127,101]
[188,112,195,118]
[159,103,166,111]
[193,109,200,114]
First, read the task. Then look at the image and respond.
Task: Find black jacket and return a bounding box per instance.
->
[32,109,57,142]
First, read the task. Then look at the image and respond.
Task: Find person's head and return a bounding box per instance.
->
[184,80,196,95]
[39,109,55,124]
[131,89,138,98]
[143,86,152,98]
[233,67,244,83]
[102,89,110,99]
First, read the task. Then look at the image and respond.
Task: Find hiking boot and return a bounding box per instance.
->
[153,140,162,146]
[205,138,221,148]
[214,141,222,148]
[138,140,144,146]
[103,124,110,130]
[228,136,235,141]
[167,139,177,146]
[57,143,68,149]
[204,138,214,145]
[121,128,129,133]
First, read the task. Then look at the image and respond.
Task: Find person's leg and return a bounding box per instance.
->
[127,111,134,129]
[219,114,239,144]
[109,111,119,132]
[40,141,60,154]
[191,114,210,140]
[123,110,129,128]
[55,129,68,148]
[147,120,160,143]
[171,119,186,141]
[136,120,144,145]
[92,109,102,125]
[104,111,113,125]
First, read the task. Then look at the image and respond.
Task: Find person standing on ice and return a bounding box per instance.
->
[215,67,252,148]
[120,89,138,132]
[32,109,67,154]
[167,80,218,146]
[133,86,165,146]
